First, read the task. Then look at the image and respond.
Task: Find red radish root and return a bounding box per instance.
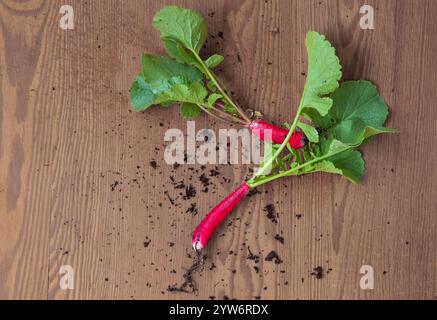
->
[192,182,250,251]
[249,120,305,149]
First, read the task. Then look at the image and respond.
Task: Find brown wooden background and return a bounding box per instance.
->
[0,0,436,300]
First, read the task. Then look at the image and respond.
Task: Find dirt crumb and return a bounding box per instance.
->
[149,160,157,169]
[265,251,282,264]
[264,204,278,223]
[186,203,198,215]
[310,266,324,279]
[274,234,284,244]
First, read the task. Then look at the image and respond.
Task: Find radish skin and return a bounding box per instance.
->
[249,120,304,149]
[192,182,250,251]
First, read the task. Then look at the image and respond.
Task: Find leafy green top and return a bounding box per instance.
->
[131,5,249,123]
[130,5,396,185]
[247,32,395,186]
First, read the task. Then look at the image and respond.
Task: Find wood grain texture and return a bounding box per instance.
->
[0,0,436,300]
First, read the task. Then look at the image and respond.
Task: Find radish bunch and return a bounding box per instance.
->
[130,6,396,251]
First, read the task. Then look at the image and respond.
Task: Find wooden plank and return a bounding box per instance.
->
[0,0,435,300]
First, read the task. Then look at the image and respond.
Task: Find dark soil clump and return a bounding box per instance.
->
[264,204,278,223]
[265,251,283,264]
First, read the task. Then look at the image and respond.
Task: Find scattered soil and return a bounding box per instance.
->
[209,169,220,176]
[247,246,260,263]
[265,251,283,264]
[183,184,197,200]
[149,160,157,169]
[310,266,324,279]
[110,180,119,191]
[143,238,151,248]
[186,203,198,216]
[264,204,278,223]
[274,234,284,244]
[199,173,210,192]
[164,191,176,206]
[247,188,261,197]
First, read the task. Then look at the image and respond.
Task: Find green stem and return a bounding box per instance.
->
[247,83,311,185]
[247,145,351,188]
[248,104,303,183]
[196,103,237,125]
[191,51,251,124]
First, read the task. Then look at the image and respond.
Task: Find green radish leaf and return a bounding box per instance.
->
[315,149,364,183]
[130,54,206,111]
[160,101,175,107]
[140,54,202,88]
[302,138,364,183]
[300,31,342,117]
[207,93,223,107]
[325,149,364,183]
[156,82,207,105]
[311,80,397,144]
[333,119,397,145]
[180,102,202,118]
[310,160,342,175]
[302,108,335,129]
[297,121,319,142]
[207,80,217,92]
[161,37,200,67]
[205,54,224,69]
[324,138,349,154]
[153,6,207,54]
[329,81,388,127]
[130,76,155,111]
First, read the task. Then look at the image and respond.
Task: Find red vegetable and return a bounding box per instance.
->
[249,120,305,149]
[192,182,250,250]
[213,102,305,149]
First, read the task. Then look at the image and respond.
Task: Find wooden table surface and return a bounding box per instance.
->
[0,0,436,300]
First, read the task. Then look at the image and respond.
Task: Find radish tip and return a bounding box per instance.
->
[193,241,203,251]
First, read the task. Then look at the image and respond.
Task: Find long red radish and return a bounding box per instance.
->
[192,182,250,251]
[249,120,305,149]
